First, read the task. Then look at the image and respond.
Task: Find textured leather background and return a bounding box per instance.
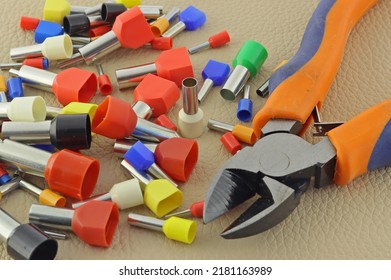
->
[0,0,390,260]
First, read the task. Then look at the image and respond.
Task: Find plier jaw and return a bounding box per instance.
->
[221,176,307,239]
[203,131,338,239]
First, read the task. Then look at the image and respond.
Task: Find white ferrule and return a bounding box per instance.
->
[8,96,47,122]
[110,179,144,210]
[41,34,73,61]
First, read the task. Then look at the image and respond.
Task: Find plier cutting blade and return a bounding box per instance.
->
[203,0,391,239]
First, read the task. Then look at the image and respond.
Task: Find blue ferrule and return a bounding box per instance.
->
[42,58,50,69]
[0,174,12,185]
[179,5,206,31]
[34,20,64,43]
[202,60,231,86]
[7,77,24,99]
[124,141,155,172]
[237,99,253,122]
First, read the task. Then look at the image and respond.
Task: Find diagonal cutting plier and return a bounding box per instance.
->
[203,0,391,239]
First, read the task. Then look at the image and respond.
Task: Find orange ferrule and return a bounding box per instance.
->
[232,124,257,145]
[39,189,66,207]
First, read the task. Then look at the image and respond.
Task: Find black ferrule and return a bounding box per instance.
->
[7,224,58,260]
[64,14,90,36]
[50,114,91,150]
[101,3,127,24]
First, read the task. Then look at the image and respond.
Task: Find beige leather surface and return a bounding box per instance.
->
[0,0,390,260]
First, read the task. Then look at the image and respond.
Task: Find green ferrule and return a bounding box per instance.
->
[232,40,268,77]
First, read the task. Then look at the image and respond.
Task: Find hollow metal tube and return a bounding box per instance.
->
[0,63,23,70]
[45,106,62,119]
[165,7,180,22]
[42,230,68,240]
[220,65,251,101]
[114,139,157,157]
[0,92,7,103]
[243,84,251,99]
[29,204,74,231]
[0,209,20,242]
[197,78,214,103]
[148,163,178,187]
[9,66,55,93]
[132,101,152,119]
[164,209,191,219]
[1,121,51,143]
[0,139,51,177]
[121,160,152,187]
[256,79,269,97]
[207,119,234,133]
[134,118,179,141]
[84,4,101,16]
[71,192,112,209]
[127,213,164,232]
[116,63,157,89]
[10,45,43,62]
[0,103,8,119]
[139,5,164,19]
[188,41,210,55]
[0,177,21,197]
[70,6,91,14]
[19,179,43,197]
[71,36,92,45]
[162,21,186,38]
[182,77,199,115]
[78,30,121,64]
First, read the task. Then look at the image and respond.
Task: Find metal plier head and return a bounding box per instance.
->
[203,120,337,239]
